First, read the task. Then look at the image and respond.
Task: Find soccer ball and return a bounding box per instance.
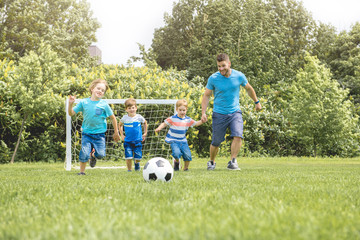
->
[143,157,174,182]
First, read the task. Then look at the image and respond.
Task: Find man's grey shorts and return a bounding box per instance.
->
[211,110,243,147]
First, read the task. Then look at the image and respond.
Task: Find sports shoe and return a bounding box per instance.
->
[174,161,180,171]
[77,172,86,175]
[89,149,97,168]
[134,161,140,171]
[227,158,240,170]
[183,168,189,171]
[173,158,181,170]
[207,161,216,170]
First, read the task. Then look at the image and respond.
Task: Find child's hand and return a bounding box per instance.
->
[69,95,76,103]
[113,132,120,142]
[142,133,147,142]
[154,128,160,133]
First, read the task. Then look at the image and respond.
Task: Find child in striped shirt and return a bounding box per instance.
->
[155,99,204,171]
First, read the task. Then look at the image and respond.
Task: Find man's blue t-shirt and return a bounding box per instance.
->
[206,69,248,114]
[73,98,113,134]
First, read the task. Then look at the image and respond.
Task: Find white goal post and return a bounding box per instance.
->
[65,99,177,171]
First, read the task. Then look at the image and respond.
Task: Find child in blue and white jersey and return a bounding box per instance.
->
[119,98,148,172]
[155,99,204,171]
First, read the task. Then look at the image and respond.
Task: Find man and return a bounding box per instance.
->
[201,53,261,170]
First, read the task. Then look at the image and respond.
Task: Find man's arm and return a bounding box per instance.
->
[201,88,212,122]
[244,83,262,111]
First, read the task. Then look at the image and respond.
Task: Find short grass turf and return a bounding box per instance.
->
[0,157,359,240]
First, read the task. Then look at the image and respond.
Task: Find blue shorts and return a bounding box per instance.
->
[211,110,243,147]
[124,141,143,160]
[79,133,106,162]
[170,142,192,161]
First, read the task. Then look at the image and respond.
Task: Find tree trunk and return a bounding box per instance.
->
[10,114,27,164]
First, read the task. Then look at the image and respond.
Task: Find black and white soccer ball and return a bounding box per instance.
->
[143,157,174,182]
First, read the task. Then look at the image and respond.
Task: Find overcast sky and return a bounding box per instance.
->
[87,0,360,65]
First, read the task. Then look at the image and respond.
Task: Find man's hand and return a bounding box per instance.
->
[201,113,208,123]
[255,102,262,111]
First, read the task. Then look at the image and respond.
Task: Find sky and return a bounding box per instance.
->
[87,0,360,66]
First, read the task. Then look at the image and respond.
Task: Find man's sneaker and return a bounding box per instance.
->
[174,161,180,171]
[227,159,240,170]
[207,161,216,170]
[134,161,140,171]
[77,172,86,175]
[89,149,97,168]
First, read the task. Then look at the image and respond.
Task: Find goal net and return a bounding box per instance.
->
[65,99,177,171]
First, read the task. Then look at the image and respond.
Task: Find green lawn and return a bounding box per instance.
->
[1,157,359,240]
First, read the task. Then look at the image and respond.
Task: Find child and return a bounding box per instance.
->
[119,98,148,172]
[155,99,204,171]
[68,79,120,175]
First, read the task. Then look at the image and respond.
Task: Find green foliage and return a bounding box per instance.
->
[286,54,360,157]
[0,0,100,66]
[0,140,11,163]
[326,23,360,107]
[12,43,67,116]
[241,89,305,157]
[3,43,69,162]
[0,59,18,163]
[310,23,337,64]
[1,158,360,239]
[128,43,159,68]
[152,0,315,91]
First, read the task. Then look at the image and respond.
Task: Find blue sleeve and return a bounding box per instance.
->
[206,75,214,90]
[104,103,114,117]
[240,73,248,87]
[73,100,83,113]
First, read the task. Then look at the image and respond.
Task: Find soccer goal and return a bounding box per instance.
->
[65,99,177,171]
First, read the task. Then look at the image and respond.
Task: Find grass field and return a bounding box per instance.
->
[1,157,359,240]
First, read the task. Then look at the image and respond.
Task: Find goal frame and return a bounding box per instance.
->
[65,99,177,171]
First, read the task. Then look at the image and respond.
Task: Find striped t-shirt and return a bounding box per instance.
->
[164,115,196,143]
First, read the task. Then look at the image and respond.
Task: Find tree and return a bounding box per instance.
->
[128,43,159,68]
[9,43,67,163]
[152,0,315,89]
[286,54,359,157]
[0,0,100,66]
[0,59,17,163]
[309,23,337,65]
[326,23,360,105]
